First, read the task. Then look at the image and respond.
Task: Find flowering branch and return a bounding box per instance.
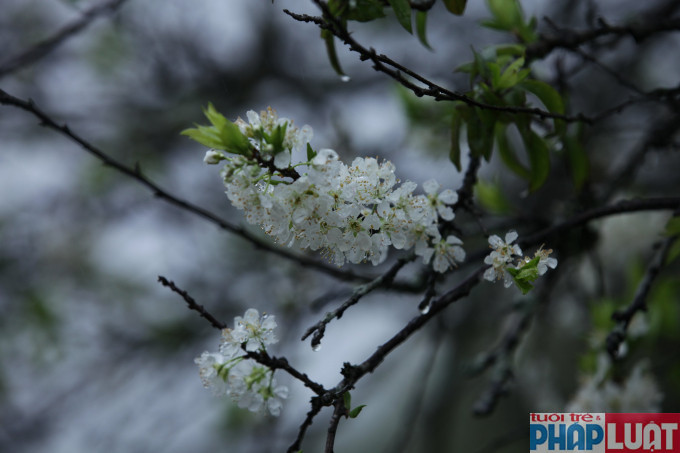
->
[0,0,129,78]
[0,89,371,283]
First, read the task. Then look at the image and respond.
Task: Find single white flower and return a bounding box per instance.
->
[230,309,278,352]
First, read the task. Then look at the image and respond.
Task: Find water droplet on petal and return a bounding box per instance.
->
[312,343,322,352]
[340,75,351,83]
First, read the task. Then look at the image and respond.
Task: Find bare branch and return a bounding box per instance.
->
[302,254,414,348]
[157,275,227,330]
[0,0,129,79]
[527,16,680,60]
[606,228,679,359]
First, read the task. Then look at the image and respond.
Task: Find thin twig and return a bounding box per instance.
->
[284,6,589,123]
[301,254,414,348]
[157,275,227,329]
[0,88,374,283]
[606,230,678,359]
[0,0,129,78]
[287,398,325,453]
[527,16,680,60]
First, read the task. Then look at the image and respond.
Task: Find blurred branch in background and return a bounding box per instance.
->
[0,0,129,79]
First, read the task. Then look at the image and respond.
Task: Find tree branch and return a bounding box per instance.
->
[0,0,129,79]
[284,5,589,123]
[301,254,413,348]
[606,229,679,359]
[0,88,374,283]
[527,16,680,60]
[157,275,227,330]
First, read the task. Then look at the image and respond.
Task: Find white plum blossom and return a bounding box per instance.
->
[567,358,662,412]
[229,308,278,352]
[484,230,523,287]
[423,179,457,221]
[483,231,557,290]
[195,308,287,416]
[207,107,466,273]
[535,247,558,275]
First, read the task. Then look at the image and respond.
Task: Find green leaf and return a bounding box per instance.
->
[495,123,530,180]
[343,392,352,410]
[269,122,288,154]
[474,179,513,214]
[306,143,316,161]
[518,123,550,191]
[388,0,412,33]
[347,0,386,21]
[664,216,680,237]
[415,11,432,49]
[466,108,495,160]
[495,57,527,90]
[564,129,589,190]
[443,0,467,15]
[483,0,523,31]
[666,239,680,265]
[203,102,228,129]
[181,127,223,149]
[449,109,463,171]
[519,80,565,135]
[349,405,366,418]
[321,29,346,77]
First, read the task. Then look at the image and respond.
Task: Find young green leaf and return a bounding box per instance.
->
[343,392,352,410]
[443,0,467,15]
[306,143,316,161]
[347,0,386,21]
[518,123,550,191]
[449,109,463,171]
[475,179,513,214]
[388,0,412,33]
[349,405,366,418]
[415,11,432,50]
[564,130,589,190]
[519,80,565,135]
[495,123,530,180]
[665,217,680,237]
[321,29,346,77]
[466,108,495,160]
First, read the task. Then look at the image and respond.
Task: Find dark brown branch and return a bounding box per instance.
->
[606,230,678,359]
[283,6,589,124]
[157,276,227,330]
[301,254,413,348]
[527,16,680,60]
[246,350,327,396]
[287,398,325,453]
[0,0,129,78]
[0,88,373,283]
[520,197,680,247]
[325,399,347,453]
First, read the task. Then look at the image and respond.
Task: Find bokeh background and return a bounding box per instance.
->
[1,0,679,452]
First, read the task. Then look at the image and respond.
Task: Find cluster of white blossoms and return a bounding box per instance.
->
[567,357,663,412]
[483,230,557,289]
[204,107,465,273]
[195,309,288,416]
